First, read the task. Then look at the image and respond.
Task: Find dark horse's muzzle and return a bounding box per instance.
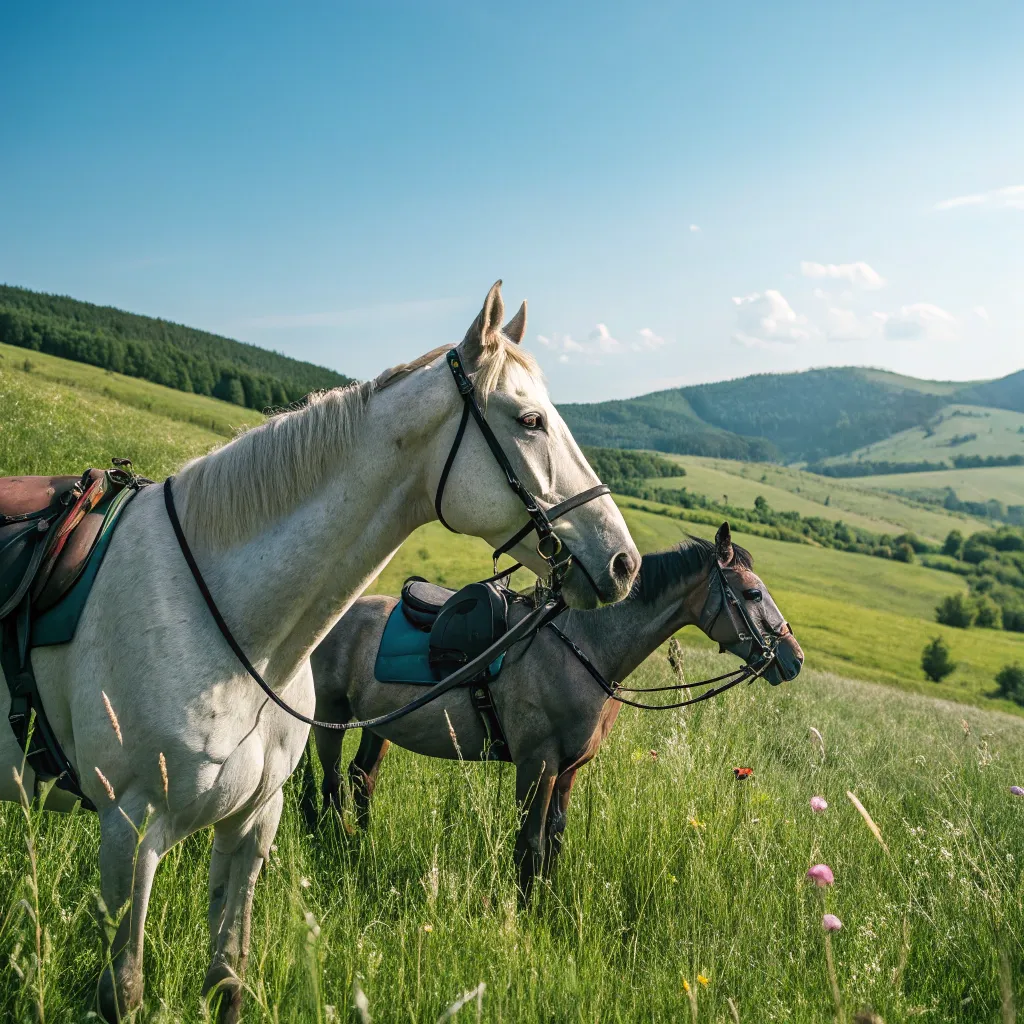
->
[765,633,804,685]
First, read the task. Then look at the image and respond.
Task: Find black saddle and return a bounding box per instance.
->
[400,576,510,680]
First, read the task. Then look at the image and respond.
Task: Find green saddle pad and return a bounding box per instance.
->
[374,601,505,686]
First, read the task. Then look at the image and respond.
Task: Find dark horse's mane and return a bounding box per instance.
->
[633,536,753,605]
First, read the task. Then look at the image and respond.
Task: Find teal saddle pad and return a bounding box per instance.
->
[374,601,505,686]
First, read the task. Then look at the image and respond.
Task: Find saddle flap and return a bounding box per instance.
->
[33,510,106,613]
[400,576,456,631]
[428,581,509,676]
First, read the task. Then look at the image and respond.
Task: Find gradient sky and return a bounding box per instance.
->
[2,2,1022,402]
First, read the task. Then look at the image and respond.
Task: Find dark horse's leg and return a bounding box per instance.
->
[298,744,321,833]
[348,731,391,831]
[514,755,558,903]
[543,767,579,880]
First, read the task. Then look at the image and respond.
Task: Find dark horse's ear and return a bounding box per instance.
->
[715,522,734,566]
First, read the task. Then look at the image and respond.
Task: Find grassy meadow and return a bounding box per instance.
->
[4,351,1024,1021]
[653,454,990,541]
[862,466,1024,510]
[830,404,1024,466]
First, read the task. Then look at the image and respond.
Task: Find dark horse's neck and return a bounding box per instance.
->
[560,542,716,686]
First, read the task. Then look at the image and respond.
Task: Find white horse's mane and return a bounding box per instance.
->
[179,334,541,548]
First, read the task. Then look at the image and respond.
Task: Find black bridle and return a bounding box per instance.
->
[434,349,610,586]
[162,345,611,733]
[549,561,785,711]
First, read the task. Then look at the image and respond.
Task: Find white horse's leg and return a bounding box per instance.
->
[96,801,169,1021]
[203,788,284,1024]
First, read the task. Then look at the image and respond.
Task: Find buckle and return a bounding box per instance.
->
[537,533,562,561]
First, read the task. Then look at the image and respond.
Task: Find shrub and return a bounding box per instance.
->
[942,529,963,558]
[973,595,1003,630]
[922,637,956,683]
[893,543,915,564]
[936,593,975,629]
[995,663,1024,705]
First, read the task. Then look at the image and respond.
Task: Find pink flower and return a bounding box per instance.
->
[810,796,828,813]
[822,914,843,932]
[806,863,834,887]
[1011,786,1024,797]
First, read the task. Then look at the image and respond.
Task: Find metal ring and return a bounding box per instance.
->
[537,532,563,560]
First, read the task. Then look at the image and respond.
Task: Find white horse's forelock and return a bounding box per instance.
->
[179,380,373,548]
[178,334,542,550]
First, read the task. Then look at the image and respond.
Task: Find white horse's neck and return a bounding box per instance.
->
[174,362,453,686]
[561,556,711,685]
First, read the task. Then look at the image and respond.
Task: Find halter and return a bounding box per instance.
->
[434,350,610,585]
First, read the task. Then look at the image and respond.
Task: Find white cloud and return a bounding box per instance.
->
[800,261,886,290]
[934,184,1024,211]
[689,224,701,233]
[634,328,665,351]
[537,324,667,363]
[731,290,815,347]
[877,303,957,343]
[973,305,990,321]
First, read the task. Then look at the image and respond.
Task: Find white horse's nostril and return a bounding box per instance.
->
[612,550,638,584]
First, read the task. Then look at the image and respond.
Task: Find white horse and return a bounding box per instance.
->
[0,282,640,1021]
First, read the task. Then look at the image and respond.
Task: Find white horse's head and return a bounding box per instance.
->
[419,281,639,609]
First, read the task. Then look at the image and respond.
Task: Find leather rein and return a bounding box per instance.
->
[549,562,783,710]
[163,347,611,733]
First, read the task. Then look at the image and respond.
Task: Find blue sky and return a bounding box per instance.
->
[2,1,1022,402]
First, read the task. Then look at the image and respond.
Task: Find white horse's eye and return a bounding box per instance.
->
[518,413,543,430]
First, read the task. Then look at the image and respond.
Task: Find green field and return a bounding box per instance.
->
[5,348,1024,1020]
[650,454,990,540]
[827,404,1024,466]
[862,465,1024,509]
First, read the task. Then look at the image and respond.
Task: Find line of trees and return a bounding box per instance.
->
[0,285,352,411]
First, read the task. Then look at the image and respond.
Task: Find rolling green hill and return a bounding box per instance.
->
[860,465,1024,508]
[0,283,352,412]
[823,404,1024,467]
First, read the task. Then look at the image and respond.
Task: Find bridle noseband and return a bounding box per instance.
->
[434,349,610,586]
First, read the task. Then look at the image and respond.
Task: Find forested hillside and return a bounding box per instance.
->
[0,284,352,410]
[561,368,962,463]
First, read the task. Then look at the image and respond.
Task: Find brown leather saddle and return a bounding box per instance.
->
[1,461,145,807]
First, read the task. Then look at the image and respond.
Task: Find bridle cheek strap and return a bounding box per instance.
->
[433,348,610,574]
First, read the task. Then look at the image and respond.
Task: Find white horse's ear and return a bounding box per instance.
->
[502,301,527,345]
[461,280,505,365]
[715,521,734,566]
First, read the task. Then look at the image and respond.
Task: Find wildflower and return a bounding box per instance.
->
[697,974,709,987]
[1011,786,1024,797]
[688,816,706,830]
[822,913,843,932]
[810,795,828,813]
[732,766,753,780]
[682,979,691,993]
[650,749,658,761]
[668,874,678,884]
[807,863,834,887]
[422,923,433,933]
[300,877,311,889]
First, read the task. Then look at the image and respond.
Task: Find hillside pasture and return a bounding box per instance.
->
[652,454,988,540]
[5,343,1024,1020]
[827,404,1024,466]
[863,465,1024,509]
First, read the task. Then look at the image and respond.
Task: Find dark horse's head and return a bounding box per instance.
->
[702,522,803,685]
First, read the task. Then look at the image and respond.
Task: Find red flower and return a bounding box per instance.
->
[732,767,753,780]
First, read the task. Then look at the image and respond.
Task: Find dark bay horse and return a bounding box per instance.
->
[301,523,803,896]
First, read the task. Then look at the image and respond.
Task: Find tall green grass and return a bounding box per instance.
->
[3,652,1023,1021]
